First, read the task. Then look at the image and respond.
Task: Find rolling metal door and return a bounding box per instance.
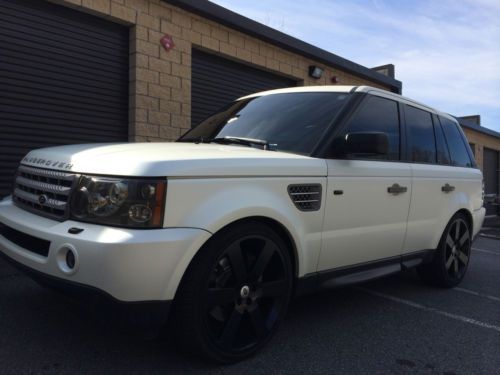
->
[191,49,296,127]
[483,148,499,215]
[0,0,129,197]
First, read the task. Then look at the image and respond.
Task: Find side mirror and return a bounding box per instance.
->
[337,132,389,155]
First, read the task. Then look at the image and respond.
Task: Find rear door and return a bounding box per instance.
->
[403,111,478,254]
[402,107,454,254]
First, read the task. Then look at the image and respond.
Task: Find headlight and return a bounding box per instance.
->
[70,176,166,228]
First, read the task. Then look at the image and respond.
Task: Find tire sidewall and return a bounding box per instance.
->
[180,221,294,363]
[436,213,471,287]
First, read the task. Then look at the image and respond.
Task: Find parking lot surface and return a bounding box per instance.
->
[1,236,499,375]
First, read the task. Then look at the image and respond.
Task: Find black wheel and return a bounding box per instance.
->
[418,213,471,287]
[173,221,293,363]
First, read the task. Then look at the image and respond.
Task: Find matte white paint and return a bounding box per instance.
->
[0,85,486,303]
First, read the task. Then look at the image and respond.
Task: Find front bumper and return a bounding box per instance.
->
[0,198,212,302]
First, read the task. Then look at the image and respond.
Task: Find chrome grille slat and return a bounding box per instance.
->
[13,165,77,220]
[18,165,76,181]
[15,176,71,195]
[14,188,67,209]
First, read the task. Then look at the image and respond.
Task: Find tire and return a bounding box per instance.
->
[417,212,472,288]
[172,221,293,363]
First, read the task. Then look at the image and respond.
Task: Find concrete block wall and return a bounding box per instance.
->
[49,0,392,142]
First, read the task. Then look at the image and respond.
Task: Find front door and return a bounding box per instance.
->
[318,94,411,271]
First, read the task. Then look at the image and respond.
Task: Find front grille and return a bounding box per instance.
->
[12,165,77,220]
[287,184,322,211]
[0,222,50,257]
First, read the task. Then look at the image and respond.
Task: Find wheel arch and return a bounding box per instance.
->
[169,216,300,302]
[455,208,473,233]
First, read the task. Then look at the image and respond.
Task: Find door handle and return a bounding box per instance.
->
[387,183,408,195]
[441,183,455,193]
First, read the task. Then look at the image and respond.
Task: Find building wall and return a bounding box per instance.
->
[49,0,392,142]
[462,127,500,171]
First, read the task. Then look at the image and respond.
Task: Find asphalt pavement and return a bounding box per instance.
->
[0,235,499,374]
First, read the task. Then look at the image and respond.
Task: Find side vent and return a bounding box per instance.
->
[287,184,322,211]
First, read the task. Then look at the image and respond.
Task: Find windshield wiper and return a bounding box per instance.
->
[209,136,277,150]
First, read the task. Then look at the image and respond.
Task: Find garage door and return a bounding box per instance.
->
[191,49,297,127]
[483,147,499,214]
[0,0,129,197]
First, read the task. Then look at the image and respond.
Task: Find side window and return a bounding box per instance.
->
[439,117,473,167]
[433,115,451,165]
[405,105,436,164]
[339,96,400,160]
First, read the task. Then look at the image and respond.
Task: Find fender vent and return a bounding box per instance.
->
[287,184,322,211]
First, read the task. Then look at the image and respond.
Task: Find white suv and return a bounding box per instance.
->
[0,86,485,363]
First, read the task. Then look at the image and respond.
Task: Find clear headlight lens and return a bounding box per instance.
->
[70,176,166,228]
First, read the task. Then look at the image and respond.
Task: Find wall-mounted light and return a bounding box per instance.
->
[308,65,324,79]
[330,76,338,84]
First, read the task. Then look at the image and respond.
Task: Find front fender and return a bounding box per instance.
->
[164,177,326,279]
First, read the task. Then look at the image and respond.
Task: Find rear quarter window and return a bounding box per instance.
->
[439,117,474,168]
[433,115,451,165]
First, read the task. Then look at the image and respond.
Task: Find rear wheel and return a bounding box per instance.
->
[173,221,293,363]
[418,213,471,287]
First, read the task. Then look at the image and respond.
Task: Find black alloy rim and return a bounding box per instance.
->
[444,218,471,280]
[204,235,289,352]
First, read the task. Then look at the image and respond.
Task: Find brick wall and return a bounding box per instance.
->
[49,0,392,142]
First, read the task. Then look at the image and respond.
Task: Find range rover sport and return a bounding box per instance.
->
[0,86,485,363]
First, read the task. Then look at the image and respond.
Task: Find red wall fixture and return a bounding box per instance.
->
[160,34,175,51]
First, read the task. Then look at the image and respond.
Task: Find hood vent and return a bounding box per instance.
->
[287,184,322,211]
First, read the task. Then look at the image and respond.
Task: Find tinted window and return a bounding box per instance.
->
[434,116,451,165]
[439,117,473,167]
[405,106,436,163]
[339,96,400,160]
[179,92,351,155]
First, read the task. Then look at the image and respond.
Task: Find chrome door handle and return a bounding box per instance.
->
[442,183,455,193]
[387,183,408,195]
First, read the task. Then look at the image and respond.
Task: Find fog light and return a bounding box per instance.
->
[128,204,152,223]
[66,250,76,269]
[56,244,78,275]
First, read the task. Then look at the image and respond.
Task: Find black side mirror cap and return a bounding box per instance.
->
[337,132,389,155]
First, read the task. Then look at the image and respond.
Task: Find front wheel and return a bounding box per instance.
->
[418,213,471,288]
[173,221,293,363]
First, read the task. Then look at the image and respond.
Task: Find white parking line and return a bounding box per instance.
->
[357,287,500,334]
[472,247,500,256]
[454,287,500,303]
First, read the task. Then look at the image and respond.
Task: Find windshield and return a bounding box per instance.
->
[178,92,352,155]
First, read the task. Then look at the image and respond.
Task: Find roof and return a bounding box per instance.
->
[456,117,500,139]
[165,0,402,93]
[240,85,355,99]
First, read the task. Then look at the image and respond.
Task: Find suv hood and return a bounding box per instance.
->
[20,142,326,177]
